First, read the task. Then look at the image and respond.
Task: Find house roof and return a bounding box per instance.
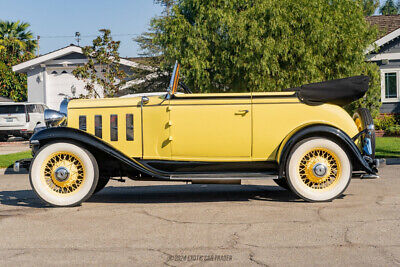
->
[367,15,400,38]
[366,15,400,54]
[12,44,154,73]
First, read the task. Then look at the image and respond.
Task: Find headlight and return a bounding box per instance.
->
[44,109,66,127]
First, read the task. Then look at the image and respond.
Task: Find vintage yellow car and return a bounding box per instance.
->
[21,63,379,207]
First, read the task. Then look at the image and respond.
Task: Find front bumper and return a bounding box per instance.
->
[13,158,32,172]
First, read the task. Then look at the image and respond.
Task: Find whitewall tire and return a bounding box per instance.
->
[29,142,99,207]
[286,138,352,202]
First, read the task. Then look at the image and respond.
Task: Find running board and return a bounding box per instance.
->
[170,172,278,181]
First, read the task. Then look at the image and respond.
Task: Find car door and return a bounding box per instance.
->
[141,96,171,160]
[169,94,252,161]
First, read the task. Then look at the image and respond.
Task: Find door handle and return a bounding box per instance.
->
[235,110,249,115]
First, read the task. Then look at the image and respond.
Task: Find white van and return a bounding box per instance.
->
[0,103,48,141]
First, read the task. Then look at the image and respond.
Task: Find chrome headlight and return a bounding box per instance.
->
[44,109,66,127]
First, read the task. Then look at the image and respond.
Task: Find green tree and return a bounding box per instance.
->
[73,29,127,98]
[363,0,380,15]
[128,0,175,93]
[0,20,37,55]
[380,0,399,15]
[151,0,381,116]
[155,0,175,15]
[0,20,36,102]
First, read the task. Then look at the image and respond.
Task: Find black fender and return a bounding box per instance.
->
[30,127,169,179]
[278,125,375,177]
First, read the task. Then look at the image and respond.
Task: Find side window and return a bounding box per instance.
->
[110,115,118,141]
[95,115,102,138]
[26,104,35,113]
[385,72,398,99]
[126,114,134,141]
[79,116,87,131]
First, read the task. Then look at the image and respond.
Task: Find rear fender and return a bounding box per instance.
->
[277,125,375,177]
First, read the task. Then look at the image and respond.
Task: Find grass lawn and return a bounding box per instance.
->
[376,137,400,158]
[0,151,32,169]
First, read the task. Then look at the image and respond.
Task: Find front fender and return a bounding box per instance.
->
[278,125,375,177]
[30,127,168,179]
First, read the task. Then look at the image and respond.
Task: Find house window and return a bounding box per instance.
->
[110,115,118,141]
[126,114,134,141]
[79,116,86,131]
[385,72,398,99]
[95,115,102,138]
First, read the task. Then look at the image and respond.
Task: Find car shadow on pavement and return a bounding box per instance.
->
[0,189,45,208]
[88,184,302,204]
[0,184,348,207]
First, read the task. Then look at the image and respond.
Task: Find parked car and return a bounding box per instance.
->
[20,63,380,207]
[0,103,48,141]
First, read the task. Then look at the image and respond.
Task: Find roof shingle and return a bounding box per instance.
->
[366,15,400,39]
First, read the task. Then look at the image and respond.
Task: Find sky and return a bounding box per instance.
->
[0,0,163,57]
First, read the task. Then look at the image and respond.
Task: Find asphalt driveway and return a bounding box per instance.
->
[0,164,399,266]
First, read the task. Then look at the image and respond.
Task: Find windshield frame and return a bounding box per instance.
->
[167,61,180,98]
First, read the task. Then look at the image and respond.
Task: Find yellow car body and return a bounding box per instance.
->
[67,92,359,164]
[26,63,379,206]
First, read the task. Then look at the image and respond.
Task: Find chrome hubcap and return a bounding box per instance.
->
[54,166,70,182]
[312,163,328,178]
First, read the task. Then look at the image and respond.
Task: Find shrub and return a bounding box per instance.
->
[386,125,400,136]
[374,114,397,130]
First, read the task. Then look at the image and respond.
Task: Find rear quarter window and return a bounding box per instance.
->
[0,105,26,114]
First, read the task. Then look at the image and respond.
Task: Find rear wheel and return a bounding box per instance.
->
[286,137,352,202]
[29,142,99,207]
[0,135,8,142]
[353,108,375,158]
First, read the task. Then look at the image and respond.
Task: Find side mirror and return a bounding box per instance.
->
[44,109,66,127]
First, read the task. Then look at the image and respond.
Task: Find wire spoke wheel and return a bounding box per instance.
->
[298,148,341,190]
[41,152,86,195]
[286,138,352,202]
[30,142,99,207]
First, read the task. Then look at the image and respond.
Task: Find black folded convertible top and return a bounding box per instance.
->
[295,76,369,106]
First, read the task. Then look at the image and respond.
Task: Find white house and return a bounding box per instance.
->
[367,15,400,114]
[12,44,150,110]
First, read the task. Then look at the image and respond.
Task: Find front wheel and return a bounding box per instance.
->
[286,137,352,202]
[29,142,99,207]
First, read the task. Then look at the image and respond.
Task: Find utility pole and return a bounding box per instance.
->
[75,32,81,46]
[37,35,40,56]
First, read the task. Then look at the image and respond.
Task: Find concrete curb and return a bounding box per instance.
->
[384,158,400,165]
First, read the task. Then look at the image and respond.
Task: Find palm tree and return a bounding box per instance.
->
[0,20,37,55]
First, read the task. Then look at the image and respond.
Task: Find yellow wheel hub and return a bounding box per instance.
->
[355,117,363,132]
[41,152,85,194]
[298,148,341,190]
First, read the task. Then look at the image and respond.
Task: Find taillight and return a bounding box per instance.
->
[26,112,30,122]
